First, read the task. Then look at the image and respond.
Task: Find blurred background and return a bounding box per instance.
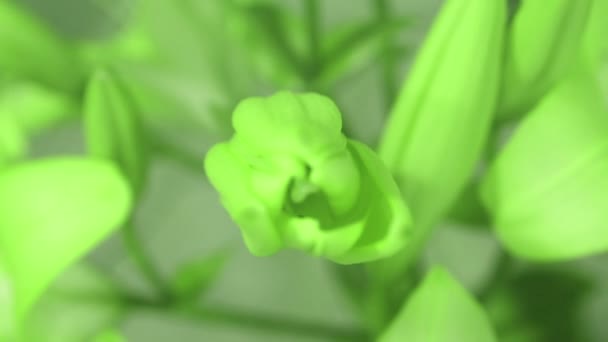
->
[3,0,608,341]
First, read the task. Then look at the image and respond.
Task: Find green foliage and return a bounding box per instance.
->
[171,249,231,302]
[379,266,497,342]
[0,157,132,321]
[0,82,76,136]
[317,16,410,89]
[22,263,124,342]
[84,69,149,195]
[1,0,608,340]
[0,1,82,91]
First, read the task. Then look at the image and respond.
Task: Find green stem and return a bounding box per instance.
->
[56,289,368,341]
[304,0,321,83]
[175,304,369,341]
[151,137,205,176]
[122,220,172,300]
[373,0,398,111]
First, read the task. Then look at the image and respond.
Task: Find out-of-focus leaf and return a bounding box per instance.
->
[171,250,231,301]
[0,157,132,320]
[139,0,253,97]
[17,0,134,40]
[0,82,77,135]
[484,268,592,342]
[78,18,159,68]
[0,116,26,169]
[84,69,148,195]
[0,1,83,91]
[482,69,608,261]
[379,266,497,342]
[23,263,124,342]
[231,1,306,88]
[498,0,592,118]
[115,64,232,139]
[317,17,410,89]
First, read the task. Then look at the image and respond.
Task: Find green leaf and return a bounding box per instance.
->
[379,266,497,342]
[0,116,26,169]
[317,17,410,88]
[482,69,608,261]
[0,82,77,136]
[22,263,124,342]
[0,1,83,91]
[84,69,149,195]
[0,157,132,320]
[114,64,232,139]
[171,249,231,301]
[498,0,592,117]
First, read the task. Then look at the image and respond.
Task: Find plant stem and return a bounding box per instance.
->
[122,220,172,300]
[304,0,321,82]
[174,304,369,341]
[57,289,368,341]
[373,0,398,111]
[151,136,205,177]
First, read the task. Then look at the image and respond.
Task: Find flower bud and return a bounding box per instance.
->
[205,91,412,264]
[482,68,608,261]
[498,0,592,117]
[379,0,506,228]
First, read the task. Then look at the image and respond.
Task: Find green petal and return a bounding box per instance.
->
[499,0,592,117]
[329,140,412,264]
[206,91,411,264]
[482,69,608,260]
[205,143,284,256]
[232,91,345,164]
[84,69,149,195]
[0,157,132,320]
[379,266,497,342]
